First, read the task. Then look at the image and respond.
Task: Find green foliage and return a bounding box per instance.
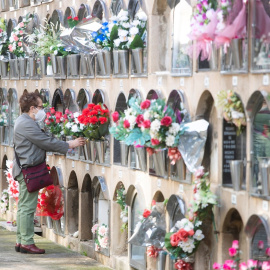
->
[129,34,144,50]
[110,25,119,43]
[84,121,110,141]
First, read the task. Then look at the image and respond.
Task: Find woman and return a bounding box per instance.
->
[12,92,85,254]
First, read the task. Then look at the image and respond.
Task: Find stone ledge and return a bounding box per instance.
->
[0,221,42,233]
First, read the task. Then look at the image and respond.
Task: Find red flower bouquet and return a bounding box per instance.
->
[67,16,79,28]
[78,103,110,140]
[44,107,65,138]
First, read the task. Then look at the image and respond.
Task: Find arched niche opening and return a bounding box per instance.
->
[80,174,93,240]
[64,6,76,28]
[171,0,192,76]
[113,92,128,165]
[7,88,19,146]
[246,90,270,196]
[195,90,217,175]
[92,176,110,256]
[50,166,65,235]
[52,89,65,113]
[49,9,63,32]
[91,0,108,21]
[222,92,247,189]
[78,4,91,21]
[111,181,128,255]
[92,89,105,104]
[25,13,40,34]
[245,214,270,260]
[0,88,9,145]
[77,88,91,111]
[152,190,165,202]
[110,0,124,15]
[126,184,146,269]
[7,19,17,39]
[222,208,244,261]
[64,89,79,113]
[146,89,161,100]
[128,0,142,20]
[0,155,8,195]
[67,170,79,235]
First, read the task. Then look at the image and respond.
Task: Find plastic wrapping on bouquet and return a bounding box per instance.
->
[67,54,81,77]
[120,141,129,166]
[229,160,243,191]
[135,146,147,172]
[258,157,270,196]
[153,149,167,177]
[95,141,106,164]
[132,48,143,74]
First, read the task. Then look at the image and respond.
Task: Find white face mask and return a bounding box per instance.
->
[34,108,46,122]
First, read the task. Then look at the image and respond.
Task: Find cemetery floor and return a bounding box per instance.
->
[0,222,112,270]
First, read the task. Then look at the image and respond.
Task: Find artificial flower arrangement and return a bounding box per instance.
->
[44,107,65,138]
[4,160,19,201]
[0,18,8,56]
[91,21,114,50]
[116,187,128,232]
[77,103,110,141]
[110,97,184,164]
[217,89,246,135]
[91,223,109,251]
[63,109,86,138]
[0,189,9,214]
[67,16,79,29]
[36,184,64,220]
[165,167,217,270]
[213,240,270,270]
[8,13,33,57]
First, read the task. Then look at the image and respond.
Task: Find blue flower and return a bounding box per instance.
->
[91,32,98,38]
[113,20,117,24]
[102,22,108,27]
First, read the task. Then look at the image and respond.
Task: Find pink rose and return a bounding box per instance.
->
[13,35,19,41]
[140,100,151,110]
[170,232,181,247]
[247,259,257,268]
[212,263,221,269]
[258,240,264,250]
[19,30,23,35]
[123,120,130,129]
[136,114,144,127]
[266,247,270,257]
[239,262,247,270]
[50,107,56,114]
[142,120,151,129]
[160,116,172,127]
[151,138,160,146]
[231,240,239,249]
[228,248,237,257]
[112,111,119,122]
[18,42,22,47]
[19,22,24,27]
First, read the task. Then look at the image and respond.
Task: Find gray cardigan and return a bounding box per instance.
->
[12,113,69,179]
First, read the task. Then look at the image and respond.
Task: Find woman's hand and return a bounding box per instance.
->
[67,138,86,149]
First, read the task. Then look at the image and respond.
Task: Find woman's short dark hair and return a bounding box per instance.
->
[19,92,41,113]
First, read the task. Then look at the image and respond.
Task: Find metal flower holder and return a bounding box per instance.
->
[1,126,9,145]
[258,157,270,197]
[113,49,129,77]
[0,60,9,79]
[9,0,19,10]
[80,53,95,78]
[134,146,147,172]
[95,141,107,164]
[149,149,168,178]
[18,58,29,79]
[1,0,9,11]
[67,54,81,79]
[96,51,111,77]
[66,136,79,160]
[39,55,50,77]
[83,140,96,163]
[208,44,218,70]
[229,160,243,191]
[9,59,19,80]
[131,48,147,76]
[20,0,30,7]
[51,54,67,79]
[120,141,129,166]
[157,251,167,270]
[170,158,187,182]
[29,57,40,79]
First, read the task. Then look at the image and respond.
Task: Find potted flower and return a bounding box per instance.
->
[0,18,8,78]
[78,103,110,164]
[110,10,131,76]
[128,9,147,74]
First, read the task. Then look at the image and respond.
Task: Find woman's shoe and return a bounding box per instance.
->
[20,244,45,254]
[15,243,21,252]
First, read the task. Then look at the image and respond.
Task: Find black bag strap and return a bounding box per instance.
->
[14,149,22,169]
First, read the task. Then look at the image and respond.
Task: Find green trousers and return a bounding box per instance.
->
[16,173,39,245]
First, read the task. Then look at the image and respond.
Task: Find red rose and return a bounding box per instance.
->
[56,118,60,124]
[73,16,79,21]
[67,16,72,20]
[93,104,102,111]
[142,209,151,218]
[89,110,98,116]
[141,100,151,110]
[89,116,98,125]
[46,112,51,118]
[136,114,144,127]
[50,107,55,114]
[151,138,160,146]
[88,103,95,109]
[142,120,151,129]
[177,228,194,242]
[170,232,181,247]
[161,116,172,127]
[123,120,130,129]
[112,111,119,122]
[45,119,50,125]
[99,117,107,124]
[55,111,62,119]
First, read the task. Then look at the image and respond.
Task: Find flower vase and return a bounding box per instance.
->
[81,53,95,77]
[113,49,119,74]
[67,54,80,77]
[66,136,79,160]
[135,146,147,172]
[29,57,37,78]
[258,157,270,197]
[120,141,129,166]
[132,48,143,74]
[208,44,218,70]
[157,251,167,270]
[231,38,243,70]
[40,55,48,76]
[18,58,28,78]
[95,141,106,164]
[119,50,128,75]
[153,149,167,177]
[50,54,57,74]
[56,56,67,79]
[0,60,8,78]
[9,59,19,79]
[46,216,53,229]
[97,51,110,76]
[83,139,91,161]
[47,65,53,76]
[229,160,243,191]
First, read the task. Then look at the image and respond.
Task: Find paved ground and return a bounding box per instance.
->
[0,224,112,270]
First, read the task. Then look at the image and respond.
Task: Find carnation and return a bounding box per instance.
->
[165,135,175,147]
[150,119,161,134]
[169,123,181,136]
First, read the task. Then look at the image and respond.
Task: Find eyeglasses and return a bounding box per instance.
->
[36,105,44,110]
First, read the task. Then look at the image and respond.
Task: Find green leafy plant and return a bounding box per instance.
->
[116,187,128,232]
